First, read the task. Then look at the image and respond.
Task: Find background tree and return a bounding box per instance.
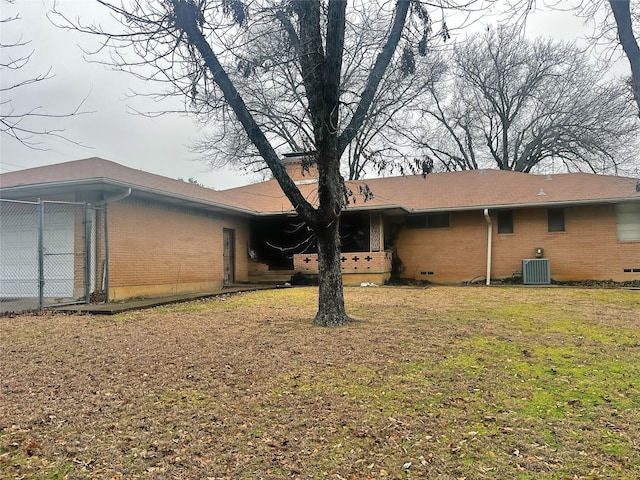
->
[0,0,85,148]
[508,0,640,117]
[609,0,640,116]
[191,1,449,180]
[57,0,482,326]
[414,25,638,173]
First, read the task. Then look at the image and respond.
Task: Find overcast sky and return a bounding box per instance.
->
[0,1,624,190]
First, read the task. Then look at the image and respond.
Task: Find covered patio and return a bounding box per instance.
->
[248,211,394,285]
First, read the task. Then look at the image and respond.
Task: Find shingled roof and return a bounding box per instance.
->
[0,157,256,214]
[1,158,639,215]
[222,168,640,214]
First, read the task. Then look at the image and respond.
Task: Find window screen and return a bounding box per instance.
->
[497,210,514,234]
[427,213,450,229]
[405,215,427,229]
[617,203,640,241]
[548,208,565,232]
[405,213,450,229]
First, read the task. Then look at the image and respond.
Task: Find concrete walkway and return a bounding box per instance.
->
[56,285,276,315]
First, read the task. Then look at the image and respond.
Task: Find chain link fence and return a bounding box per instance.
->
[0,199,97,313]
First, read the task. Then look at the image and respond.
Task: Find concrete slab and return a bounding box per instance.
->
[1,297,82,315]
[0,298,40,314]
[55,285,276,315]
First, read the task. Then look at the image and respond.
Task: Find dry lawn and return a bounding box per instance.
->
[1,286,639,479]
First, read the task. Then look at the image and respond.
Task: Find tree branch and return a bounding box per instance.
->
[171,0,317,224]
[337,0,410,155]
[609,0,640,116]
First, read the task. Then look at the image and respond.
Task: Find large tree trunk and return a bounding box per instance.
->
[311,140,351,326]
[313,216,351,327]
[610,0,640,117]
[170,0,409,326]
[290,0,351,326]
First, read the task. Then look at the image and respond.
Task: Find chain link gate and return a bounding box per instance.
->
[0,199,96,313]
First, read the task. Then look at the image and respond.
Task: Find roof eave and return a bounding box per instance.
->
[4,175,638,216]
[408,196,640,213]
[249,196,640,217]
[0,177,257,217]
[252,203,410,216]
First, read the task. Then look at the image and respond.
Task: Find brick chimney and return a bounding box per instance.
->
[281,152,318,182]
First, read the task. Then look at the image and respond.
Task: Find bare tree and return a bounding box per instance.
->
[192,4,448,180]
[508,0,640,117]
[0,1,86,149]
[415,25,638,173]
[609,0,640,115]
[56,0,491,326]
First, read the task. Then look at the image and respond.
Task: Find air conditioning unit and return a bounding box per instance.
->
[522,259,551,285]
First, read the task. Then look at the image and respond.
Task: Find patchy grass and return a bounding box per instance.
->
[1,286,639,479]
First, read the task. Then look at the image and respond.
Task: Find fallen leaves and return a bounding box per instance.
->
[1,287,639,478]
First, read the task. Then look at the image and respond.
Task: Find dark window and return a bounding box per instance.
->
[405,213,450,229]
[427,213,450,229]
[405,215,427,229]
[497,210,514,234]
[548,208,565,232]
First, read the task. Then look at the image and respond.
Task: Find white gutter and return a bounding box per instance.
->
[483,208,492,286]
[95,187,132,206]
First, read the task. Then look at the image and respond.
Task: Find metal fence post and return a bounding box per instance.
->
[84,202,91,303]
[38,198,44,311]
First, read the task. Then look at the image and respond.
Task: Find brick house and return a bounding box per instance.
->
[1,157,639,303]
[224,157,640,285]
[0,158,253,301]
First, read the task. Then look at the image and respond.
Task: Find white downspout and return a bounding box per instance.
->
[483,209,492,286]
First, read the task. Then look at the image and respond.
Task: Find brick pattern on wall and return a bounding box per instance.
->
[294,250,392,273]
[107,198,249,298]
[396,206,640,283]
[396,210,486,283]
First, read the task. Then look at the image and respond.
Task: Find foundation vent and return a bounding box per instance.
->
[522,259,551,285]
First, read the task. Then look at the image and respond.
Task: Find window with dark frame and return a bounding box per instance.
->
[497,210,514,234]
[548,208,565,232]
[427,213,450,229]
[405,213,450,229]
[405,215,427,229]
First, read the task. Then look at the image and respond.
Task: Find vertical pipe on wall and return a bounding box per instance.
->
[483,208,492,286]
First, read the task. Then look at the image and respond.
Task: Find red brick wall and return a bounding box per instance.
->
[395,205,640,283]
[395,210,487,283]
[106,198,249,299]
